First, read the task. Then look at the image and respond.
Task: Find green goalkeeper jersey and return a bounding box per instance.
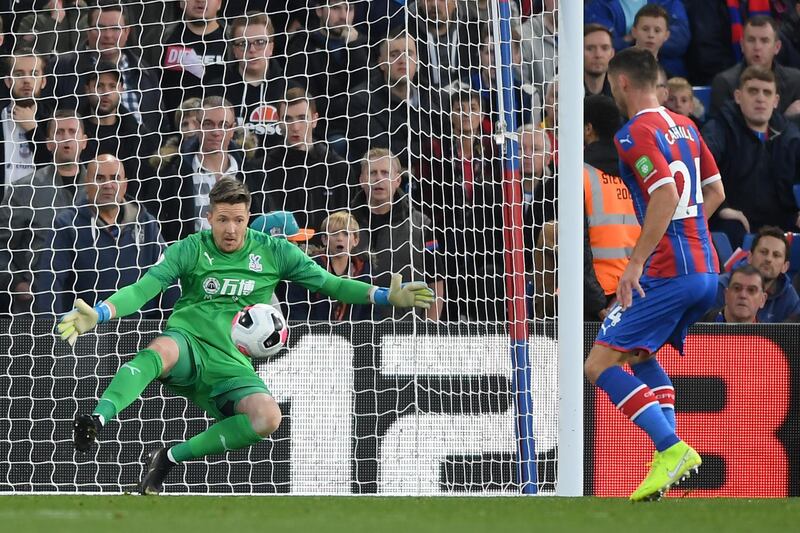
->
[118,228,369,361]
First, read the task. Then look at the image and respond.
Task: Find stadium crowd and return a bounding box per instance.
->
[0,0,799,323]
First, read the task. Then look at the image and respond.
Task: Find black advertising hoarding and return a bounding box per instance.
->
[0,319,797,495]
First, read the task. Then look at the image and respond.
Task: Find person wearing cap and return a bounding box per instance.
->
[80,60,159,199]
[250,210,316,243]
[250,210,315,317]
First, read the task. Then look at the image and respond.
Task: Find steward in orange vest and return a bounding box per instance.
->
[583,163,641,296]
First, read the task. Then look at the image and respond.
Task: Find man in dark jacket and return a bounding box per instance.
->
[33,154,172,316]
[681,0,737,86]
[710,15,800,121]
[284,0,370,132]
[81,63,159,200]
[351,148,444,321]
[249,88,352,232]
[0,110,87,314]
[712,227,800,322]
[48,2,162,128]
[343,29,439,164]
[702,66,800,248]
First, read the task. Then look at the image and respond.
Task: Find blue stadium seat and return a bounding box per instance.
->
[693,86,712,112]
[711,231,733,267]
[793,184,800,208]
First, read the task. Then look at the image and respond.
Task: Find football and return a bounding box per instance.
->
[231,303,289,359]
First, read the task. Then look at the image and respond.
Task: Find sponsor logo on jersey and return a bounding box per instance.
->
[663,125,695,145]
[634,155,655,179]
[249,254,263,272]
[203,277,221,295]
[220,278,256,296]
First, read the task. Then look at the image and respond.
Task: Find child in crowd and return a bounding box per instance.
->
[666,76,705,126]
[286,211,373,322]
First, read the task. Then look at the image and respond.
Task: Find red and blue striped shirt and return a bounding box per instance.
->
[615,107,721,278]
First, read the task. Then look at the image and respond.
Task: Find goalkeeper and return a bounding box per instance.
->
[60,177,433,495]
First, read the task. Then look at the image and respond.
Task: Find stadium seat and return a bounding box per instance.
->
[693,86,712,113]
[793,184,800,208]
[711,231,733,268]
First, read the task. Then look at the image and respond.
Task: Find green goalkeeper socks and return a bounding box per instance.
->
[92,348,163,424]
[168,414,262,462]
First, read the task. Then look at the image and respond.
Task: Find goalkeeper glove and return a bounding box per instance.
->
[57,299,112,346]
[372,274,435,309]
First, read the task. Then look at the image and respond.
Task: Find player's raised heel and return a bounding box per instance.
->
[629,441,702,502]
[139,447,174,495]
[73,414,102,452]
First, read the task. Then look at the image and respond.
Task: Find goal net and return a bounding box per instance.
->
[0,0,565,495]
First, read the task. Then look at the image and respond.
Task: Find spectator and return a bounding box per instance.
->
[712,226,800,322]
[211,12,287,155]
[666,76,704,126]
[702,265,767,323]
[710,15,800,120]
[15,0,87,56]
[436,90,505,321]
[520,0,557,92]
[682,0,736,86]
[344,29,439,165]
[350,148,444,320]
[583,95,639,306]
[630,4,671,70]
[655,64,669,105]
[148,97,203,176]
[0,49,52,194]
[249,209,315,317]
[518,123,558,317]
[141,96,251,243]
[702,66,800,248]
[285,210,373,322]
[81,63,159,199]
[778,1,800,68]
[49,1,162,128]
[584,0,691,76]
[33,154,168,316]
[470,26,534,132]
[284,0,370,130]
[584,23,615,98]
[408,0,478,88]
[457,0,521,37]
[160,0,227,119]
[0,110,88,314]
[248,88,352,232]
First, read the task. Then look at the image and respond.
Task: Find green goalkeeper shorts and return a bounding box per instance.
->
[158,328,270,420]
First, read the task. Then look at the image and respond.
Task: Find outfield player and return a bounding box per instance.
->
[59,177,433,495]
[584,48,726,502]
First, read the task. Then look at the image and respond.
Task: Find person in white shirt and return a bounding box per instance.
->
[0,49,51,196]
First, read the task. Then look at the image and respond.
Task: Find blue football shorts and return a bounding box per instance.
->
[595,272,718,355]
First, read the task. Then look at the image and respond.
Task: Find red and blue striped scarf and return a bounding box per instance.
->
[728,0,773,61]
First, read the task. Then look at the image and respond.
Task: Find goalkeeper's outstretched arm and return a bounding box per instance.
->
[57,274,164,345]
[316,271,435,310]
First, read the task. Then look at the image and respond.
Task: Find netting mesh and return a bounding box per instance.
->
[0,0,559,494]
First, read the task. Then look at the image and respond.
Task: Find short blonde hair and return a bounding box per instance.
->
[173,97,202,131]
[321,211,360,235]
[667,76,692,95]
[360,147,401,177]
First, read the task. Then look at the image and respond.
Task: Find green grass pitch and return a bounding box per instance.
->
[0,496,796,533]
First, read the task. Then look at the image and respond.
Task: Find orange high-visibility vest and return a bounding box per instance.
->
[583,163,641,295]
